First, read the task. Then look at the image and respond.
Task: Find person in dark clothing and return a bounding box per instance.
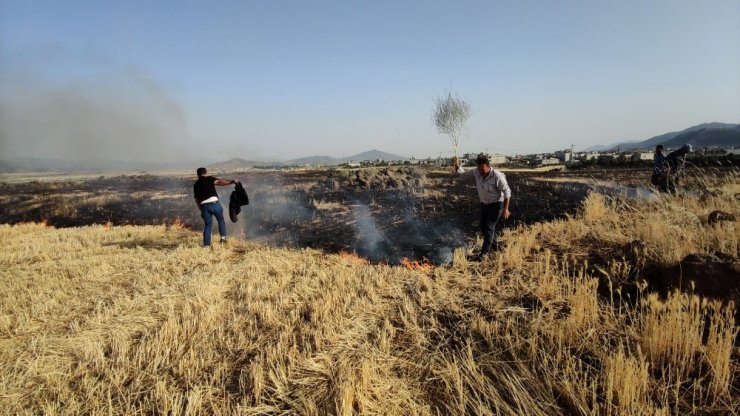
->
[452,154,512,260]
[651,145,668,191]
[228,182,249,222]
[193,167,239,247]
[651,144,692,193]
[663,144,692,193]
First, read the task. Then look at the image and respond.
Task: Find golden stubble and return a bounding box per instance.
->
[0,174,737,415]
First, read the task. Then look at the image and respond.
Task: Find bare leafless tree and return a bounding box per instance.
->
[432,90,471,158]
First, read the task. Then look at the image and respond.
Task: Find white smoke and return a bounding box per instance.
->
[351,203,389,259]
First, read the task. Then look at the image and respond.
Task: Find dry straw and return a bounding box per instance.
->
[0,173,737,415]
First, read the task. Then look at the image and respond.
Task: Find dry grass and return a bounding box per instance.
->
[0,179,738,414]
[313,200,347,212]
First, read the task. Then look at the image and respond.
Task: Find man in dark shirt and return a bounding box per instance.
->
[651,145,668,191]
[193,167,239,247]
[651,144,692,193]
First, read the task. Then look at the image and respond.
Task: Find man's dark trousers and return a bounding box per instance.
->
[479,201,503,255]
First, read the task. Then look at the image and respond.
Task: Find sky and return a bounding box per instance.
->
[1,0,739,163]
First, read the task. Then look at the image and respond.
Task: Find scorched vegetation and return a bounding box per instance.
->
[0,170,737,415]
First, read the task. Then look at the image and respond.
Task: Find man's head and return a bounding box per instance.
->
[476,154,491,175]
[197,167,207,177]
[655,145,664,154]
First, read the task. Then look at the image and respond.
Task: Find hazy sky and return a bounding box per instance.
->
[1,0,739,162]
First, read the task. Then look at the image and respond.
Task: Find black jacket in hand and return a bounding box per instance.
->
[228,182,249,222]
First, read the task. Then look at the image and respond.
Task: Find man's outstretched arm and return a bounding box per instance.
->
[214,178,239,186]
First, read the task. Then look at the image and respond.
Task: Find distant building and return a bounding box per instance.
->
[420,157,447,167]
[631,152,653,161]
[463,152,508,165]
[556,150,573,163]
[531,157,560,166]
[577,152,600,161]
[489,154,508,165]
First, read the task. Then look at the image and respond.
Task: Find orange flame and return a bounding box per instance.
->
[340,250,369,265]
[171,217,185,229]
[401,257,435,273]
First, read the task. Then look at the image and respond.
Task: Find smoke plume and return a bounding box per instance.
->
[0,48,193,163]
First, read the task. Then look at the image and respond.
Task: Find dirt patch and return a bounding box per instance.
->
[647,253,739,299]
[645,253,740,321]
[708,210,736,225]
[321,167,426,191]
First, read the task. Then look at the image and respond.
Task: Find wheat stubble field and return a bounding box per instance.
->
[0,168,738,415]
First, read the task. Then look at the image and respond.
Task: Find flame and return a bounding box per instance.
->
[340,250,369,265]
[171,217,185,230]
[401,257,435,273]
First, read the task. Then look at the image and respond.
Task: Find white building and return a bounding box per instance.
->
[556,150,573,163]
[489,154,508,165]
[463,152,508,165]
[533,157,561,166]
[631,152,653,161]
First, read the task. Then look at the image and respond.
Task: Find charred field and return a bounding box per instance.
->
[1,165,738,415]
[1,166,606,264]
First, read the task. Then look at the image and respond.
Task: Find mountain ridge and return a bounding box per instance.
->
[284,149,408,166]
[585,122,739,151]
[0,150,409,173]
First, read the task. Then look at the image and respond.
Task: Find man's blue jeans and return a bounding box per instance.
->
[201,202,226,246]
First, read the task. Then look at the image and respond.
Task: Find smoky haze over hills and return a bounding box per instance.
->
[0,150,409,173]
[0,158,219,174]
[2,122,738,173]
[175,150,409,171]
[0,49,199,165]
[283,150,408,166]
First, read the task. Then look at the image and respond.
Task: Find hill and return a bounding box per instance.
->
[206,157,264,170]
[286,149,408,166]
[0,150,407,173]
[586,122,739,151]
[664,125,740,149]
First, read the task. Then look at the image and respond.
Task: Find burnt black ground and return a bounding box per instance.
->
[0,167,642,264]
